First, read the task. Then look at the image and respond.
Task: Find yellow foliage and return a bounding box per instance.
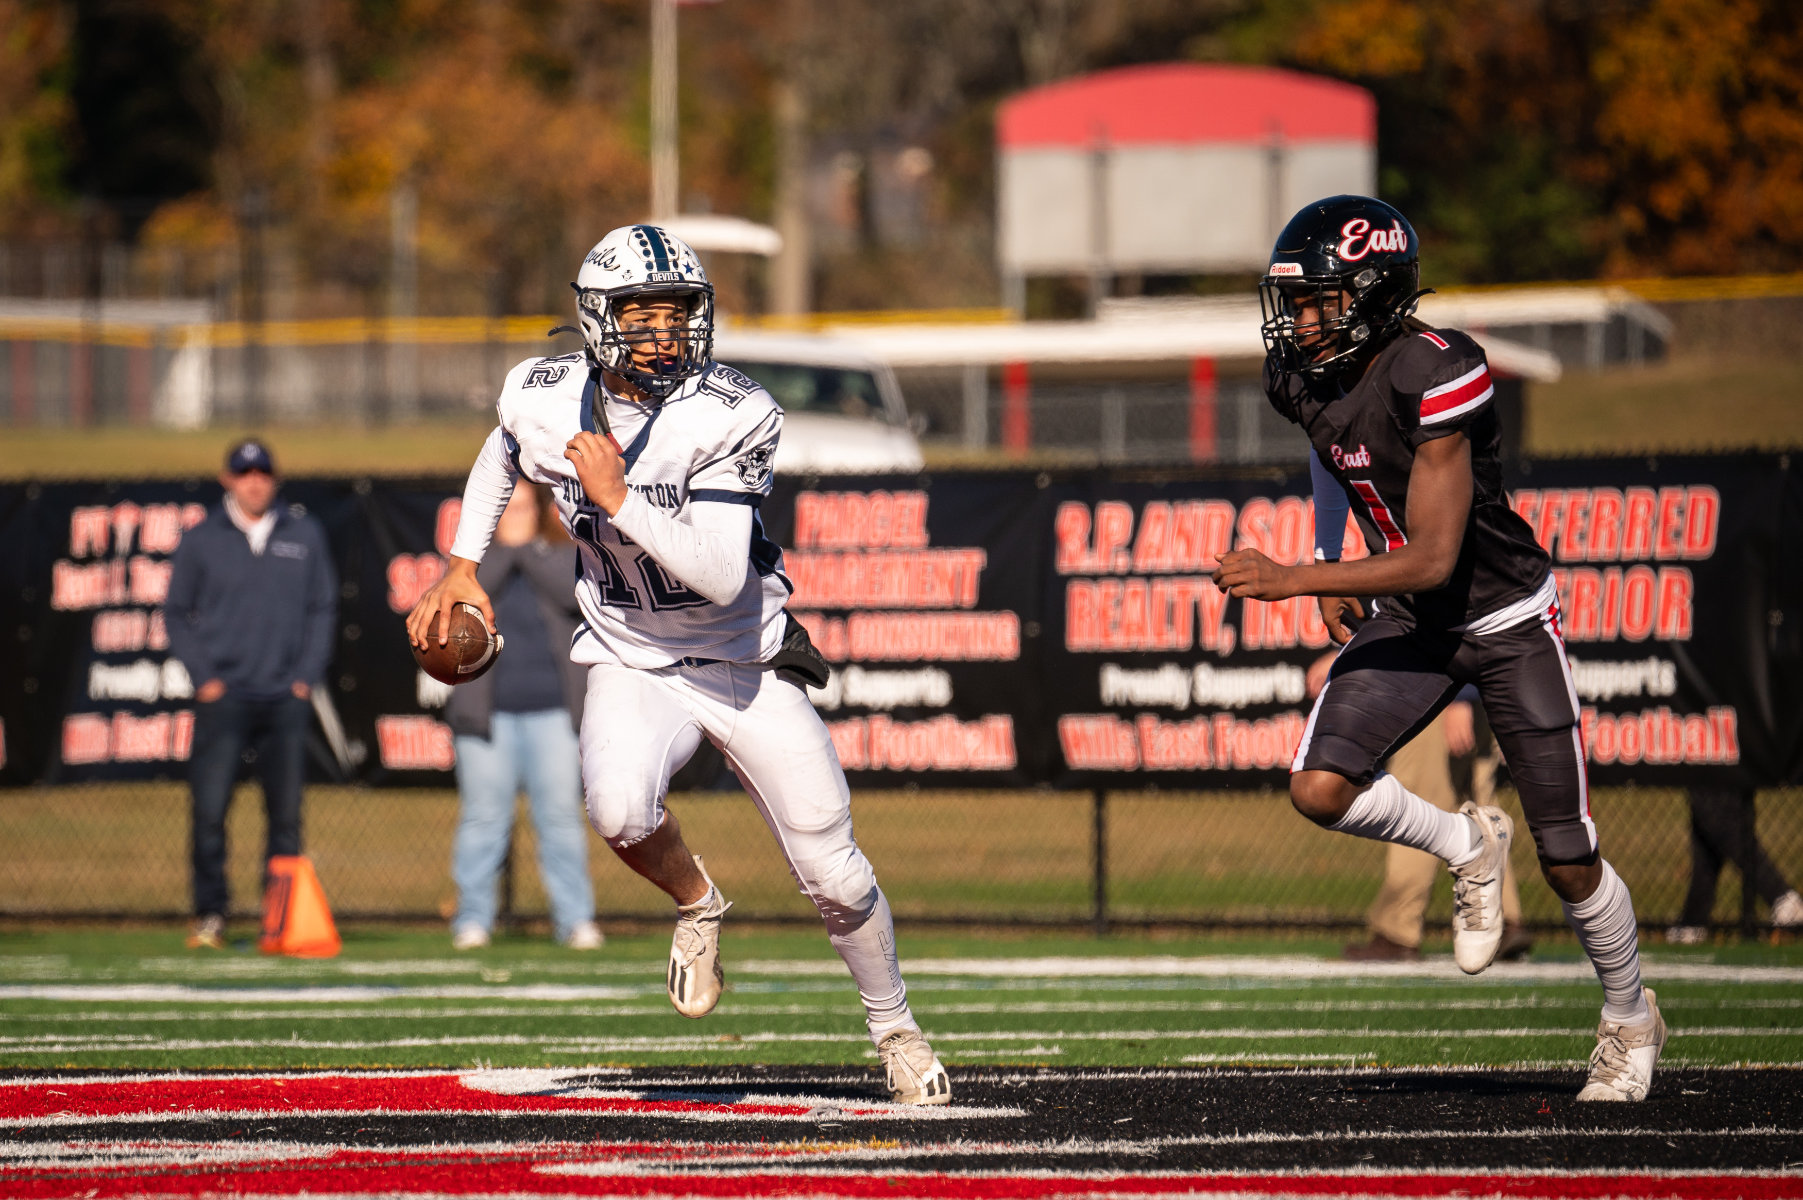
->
[0,0,70,231]
[1594,0,1803,274]
[1293,0,1424,79]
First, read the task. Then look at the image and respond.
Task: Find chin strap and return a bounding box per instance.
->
[586,365,625,454]
[1399,286,1435,321]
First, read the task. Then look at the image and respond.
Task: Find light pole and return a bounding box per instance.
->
[649,0,679,219]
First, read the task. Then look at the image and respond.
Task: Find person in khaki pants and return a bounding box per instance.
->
[1304,652,1533,962]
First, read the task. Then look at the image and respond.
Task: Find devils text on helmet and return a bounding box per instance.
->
[573,225,717,401]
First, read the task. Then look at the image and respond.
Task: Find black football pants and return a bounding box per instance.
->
[1293,601,1599,865]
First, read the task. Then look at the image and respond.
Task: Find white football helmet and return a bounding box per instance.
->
[574,225,714,399]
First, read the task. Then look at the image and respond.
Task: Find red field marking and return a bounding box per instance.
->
[5,1072,1798,1199]
[3,1140,1799,1200]
[0,1070,875,1124]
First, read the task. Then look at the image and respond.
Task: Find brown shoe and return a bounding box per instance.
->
[1496,921,1534,962]
[1342,932,1421,962]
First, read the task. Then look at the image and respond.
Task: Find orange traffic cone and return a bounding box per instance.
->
[260,855,342,958]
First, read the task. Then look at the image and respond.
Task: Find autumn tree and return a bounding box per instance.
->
[1265,0,1803,280]
[1593,0,1803,275]
[0,1,72,235]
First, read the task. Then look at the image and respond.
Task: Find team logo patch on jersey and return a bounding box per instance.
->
[1330,443,1372,469]
[735,445,774,489]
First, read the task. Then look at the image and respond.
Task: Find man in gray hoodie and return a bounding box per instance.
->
[164,439,337,948]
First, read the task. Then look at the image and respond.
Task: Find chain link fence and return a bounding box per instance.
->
[0,316,576,429]
[3,778,1798,936]
[898,368,1294,465]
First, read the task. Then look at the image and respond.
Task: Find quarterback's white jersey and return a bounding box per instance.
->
[450,352,792,670]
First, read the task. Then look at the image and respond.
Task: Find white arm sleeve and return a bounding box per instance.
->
[609,492,753,607]
[448,426,519,563]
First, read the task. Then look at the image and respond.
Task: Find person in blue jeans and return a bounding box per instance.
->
[443,482,601,950]
[164,438,338,949]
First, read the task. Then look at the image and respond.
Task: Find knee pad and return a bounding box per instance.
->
[1498,726,1597,865]
[1530,820,1600,866]
[791,845,879,932]
[583,773,663,849]
[1298,733,1384,789]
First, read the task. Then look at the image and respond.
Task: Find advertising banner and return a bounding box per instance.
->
[1,454,1795,790]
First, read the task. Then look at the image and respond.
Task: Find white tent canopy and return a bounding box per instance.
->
[728,296,1563,382]
[653,214,783,257]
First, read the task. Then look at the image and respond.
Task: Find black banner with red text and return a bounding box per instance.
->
[1,454,1795,790]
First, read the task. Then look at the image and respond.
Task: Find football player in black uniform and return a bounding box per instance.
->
[1214,195,1664,1102]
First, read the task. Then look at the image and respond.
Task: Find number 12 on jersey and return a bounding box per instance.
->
[569,507,709,612]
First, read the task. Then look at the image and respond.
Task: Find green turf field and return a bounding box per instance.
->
[4,926,1799,1073]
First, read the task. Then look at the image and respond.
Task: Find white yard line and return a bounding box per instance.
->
[8,953,1800,989]
[0,984,663,1002]
[747,956,1803,985]
[7,957,1803,1004]
[6,994,1800,1023]
[3,1024,1799,1056]
[926,1026,1803,1041]
[0,995,1711,1022]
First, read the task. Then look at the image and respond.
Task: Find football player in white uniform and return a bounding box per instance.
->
[406,225,950,1105]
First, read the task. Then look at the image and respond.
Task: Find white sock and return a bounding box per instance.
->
[1328,773,1480,865]
[826,887,916,1046]
[1563,860,1648,1024]
[677,883,720,913]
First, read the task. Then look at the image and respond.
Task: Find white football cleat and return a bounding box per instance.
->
[1450,802,1513,975]
[1772,889,1803,928]
[667,857,731,1019]
[1577,987,1666,1101]
[878,1027,952,1105]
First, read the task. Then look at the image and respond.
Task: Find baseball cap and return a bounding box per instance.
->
[225,438,275,475]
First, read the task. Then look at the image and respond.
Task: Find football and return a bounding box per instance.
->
[412,602,505,685]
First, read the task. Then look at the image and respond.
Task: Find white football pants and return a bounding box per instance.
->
[579,660,914,1041]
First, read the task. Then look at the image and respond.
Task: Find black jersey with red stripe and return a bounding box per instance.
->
[1264,325,1551,630]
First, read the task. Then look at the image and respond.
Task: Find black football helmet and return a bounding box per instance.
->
[1259,195,1424,379]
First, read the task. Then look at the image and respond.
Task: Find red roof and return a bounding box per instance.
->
[997,63,1374,149]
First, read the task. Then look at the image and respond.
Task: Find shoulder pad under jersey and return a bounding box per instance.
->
[1390,328,1493,429]
[497,354,589,423]
[696,361,766,409]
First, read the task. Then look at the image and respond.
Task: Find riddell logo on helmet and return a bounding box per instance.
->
[1331,443,1372,469]
[1267,263,1304,277]
[1337,218,1408,262]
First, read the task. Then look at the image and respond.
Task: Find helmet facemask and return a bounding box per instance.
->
[1260,260,1422,379]
[576,281,715,400]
